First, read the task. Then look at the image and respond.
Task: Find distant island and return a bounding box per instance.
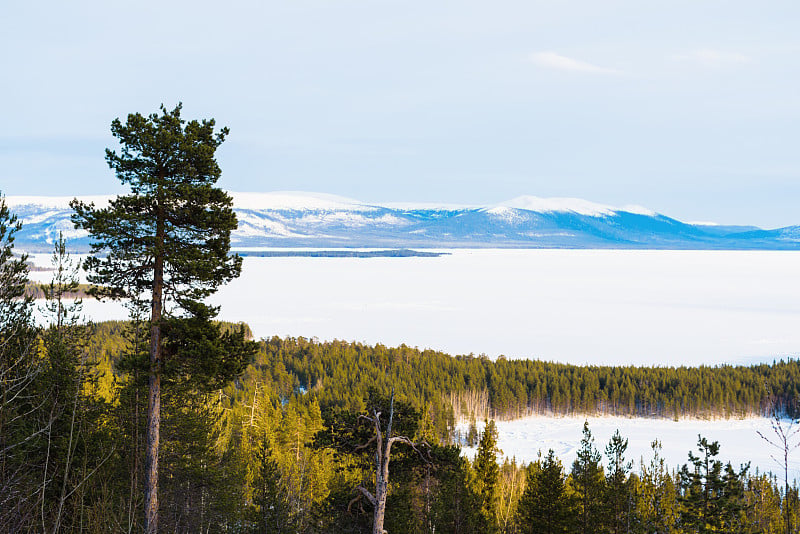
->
[236,249,447,258]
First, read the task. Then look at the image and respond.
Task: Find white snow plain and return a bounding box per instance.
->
[209,249,800,366]
[36,248,800,366]
[457,415,800,481]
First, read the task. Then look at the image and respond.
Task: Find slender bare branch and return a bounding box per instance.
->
[355,485,377,507]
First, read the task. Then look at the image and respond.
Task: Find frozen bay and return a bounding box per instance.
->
[208,249,800,367]
[31,248,800,366]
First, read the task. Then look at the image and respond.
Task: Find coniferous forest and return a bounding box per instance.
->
[3,106,800,533]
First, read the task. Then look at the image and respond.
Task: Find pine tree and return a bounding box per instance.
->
[71,104,253,534]
[743,474,782,534]
[428,445,481,534]
[679,436,731,533]
[634,440,678,534]
[604,429,633,534]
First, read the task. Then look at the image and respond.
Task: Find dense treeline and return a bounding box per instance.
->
[59,328,800,446]
[250,336,800,423]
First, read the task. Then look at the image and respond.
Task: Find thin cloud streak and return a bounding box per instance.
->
[530,51,622,74]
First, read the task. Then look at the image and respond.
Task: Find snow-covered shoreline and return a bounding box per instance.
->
[457,414,799,480]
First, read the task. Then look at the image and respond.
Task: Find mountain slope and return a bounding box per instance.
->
[6,192,800,251]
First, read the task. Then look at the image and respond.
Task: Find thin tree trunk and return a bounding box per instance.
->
[372,393,394,534]
[54,364,82,533]
[144,211,165,534]
[373,441,390,534]
[785,446,790,534]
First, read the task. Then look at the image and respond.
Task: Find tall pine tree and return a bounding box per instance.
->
[71,104,252,534]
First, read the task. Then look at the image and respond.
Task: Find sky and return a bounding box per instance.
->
[2,0,799,228]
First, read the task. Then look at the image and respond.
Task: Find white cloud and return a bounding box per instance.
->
[672,48,751,65]
[529,51,621,74]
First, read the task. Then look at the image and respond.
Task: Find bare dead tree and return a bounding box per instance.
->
[757,407,800,534]
[349,390,430,534]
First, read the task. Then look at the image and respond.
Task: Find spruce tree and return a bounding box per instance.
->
[604,429,633,534]
[252,438,292,533]
[71,104,250,534]
[571,421,606,533]
[517,449,575,533]
[473,419,501,530]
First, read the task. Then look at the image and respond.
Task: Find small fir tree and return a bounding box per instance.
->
[604,429,633,534]
[571,421,606,533]
[517,449,576,533]
[473,419,501,530]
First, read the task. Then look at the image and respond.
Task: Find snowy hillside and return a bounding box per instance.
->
[5,191,799,251]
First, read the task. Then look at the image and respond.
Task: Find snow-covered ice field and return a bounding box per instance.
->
[210,249,800,366]
[458,415,800,481]
[28,248,800,368]
[28,248,800,365]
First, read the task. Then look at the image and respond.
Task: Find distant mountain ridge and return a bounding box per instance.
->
[5,192,799,251]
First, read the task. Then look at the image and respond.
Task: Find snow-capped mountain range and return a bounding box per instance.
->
[5,192,799,251]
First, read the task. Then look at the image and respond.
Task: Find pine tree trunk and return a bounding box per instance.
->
[144,358,160,534]
[144,214,165,534]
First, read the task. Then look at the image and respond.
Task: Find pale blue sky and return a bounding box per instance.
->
[2,0,799,227]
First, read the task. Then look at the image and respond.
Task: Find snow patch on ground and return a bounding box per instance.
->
[457,415,799,480]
